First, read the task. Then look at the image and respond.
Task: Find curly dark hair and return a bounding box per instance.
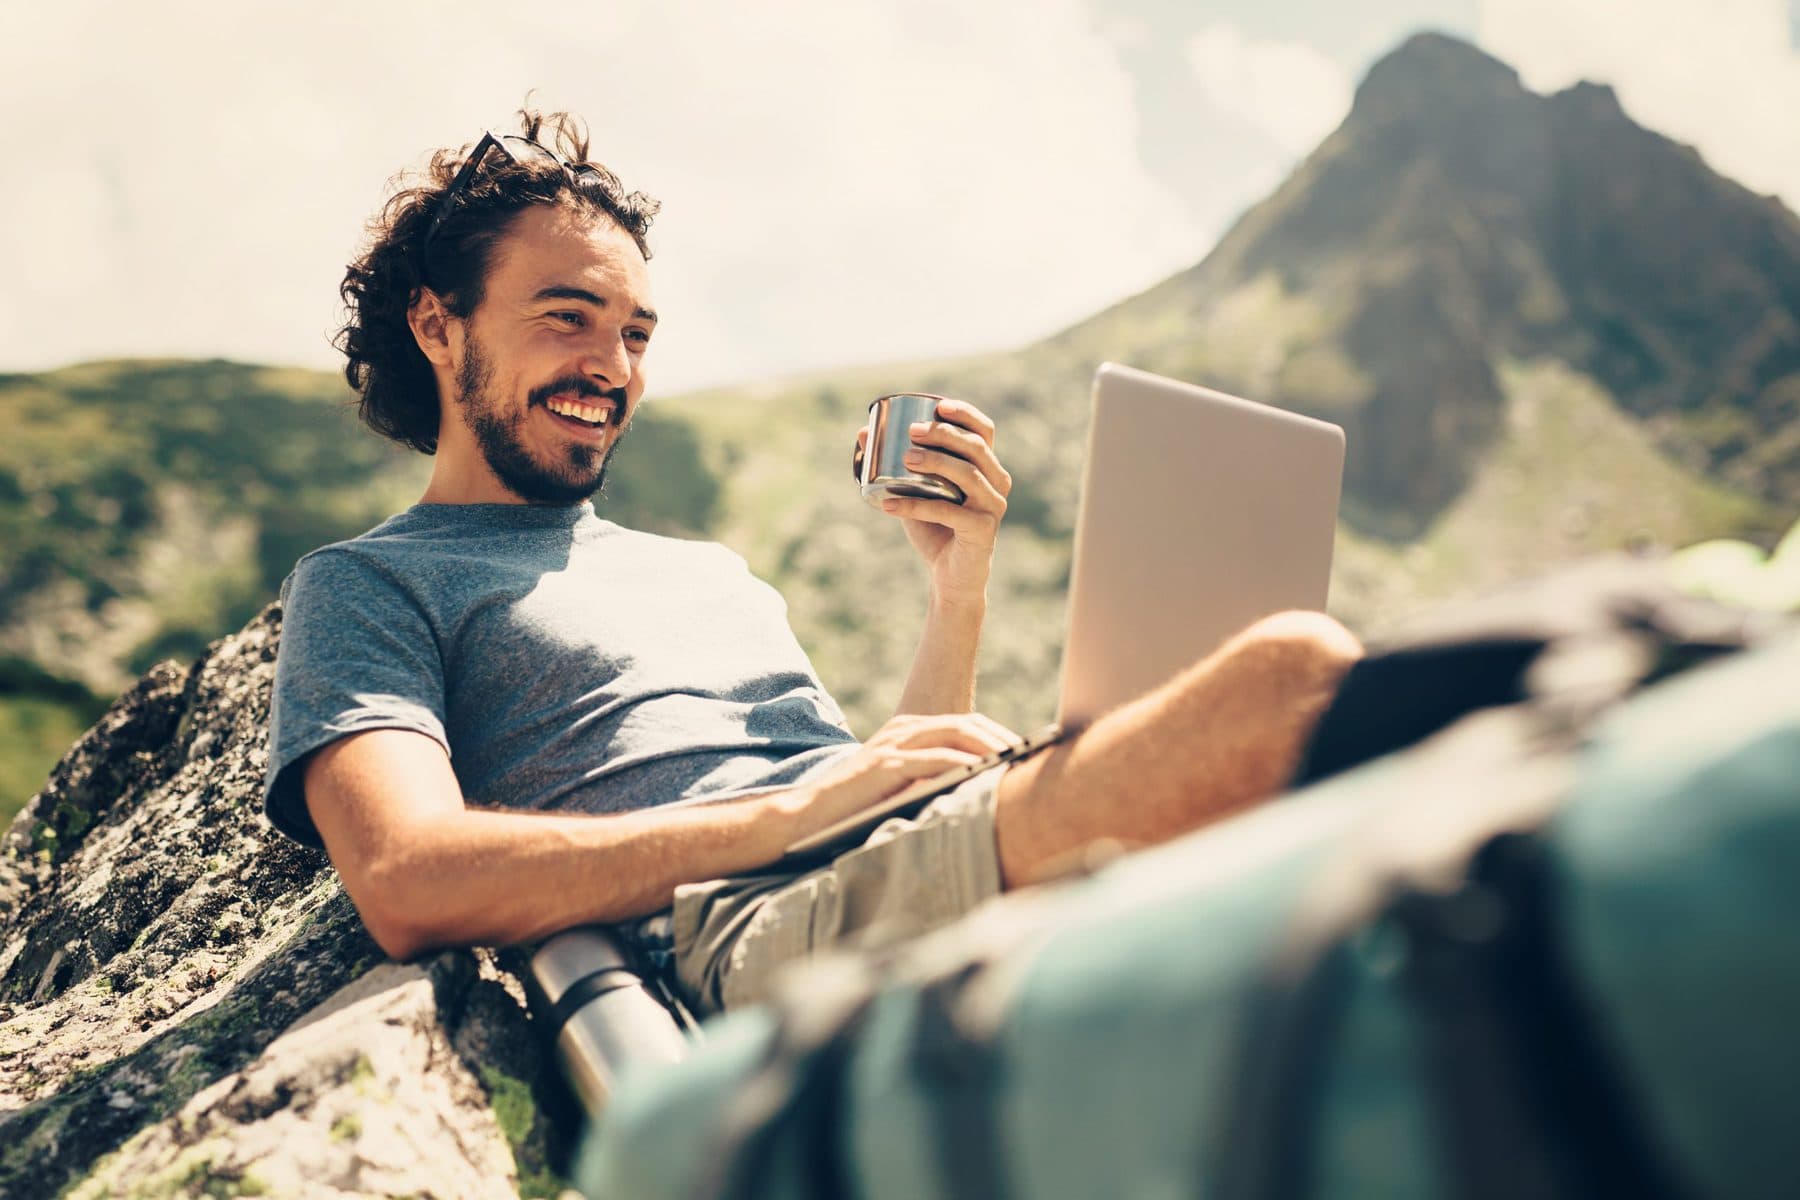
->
[335,107,660,454]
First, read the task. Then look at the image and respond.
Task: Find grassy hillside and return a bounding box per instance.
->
[1328,358,1774,629]
[0,341,1781,828]
[0,359,736,824]
[0,659,109,824]
[646,345,1778,738]
[0,360,430,689]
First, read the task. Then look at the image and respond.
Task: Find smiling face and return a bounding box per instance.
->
[424,203,658,505]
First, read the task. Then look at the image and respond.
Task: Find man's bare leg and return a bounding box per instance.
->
[995,610,1363,888]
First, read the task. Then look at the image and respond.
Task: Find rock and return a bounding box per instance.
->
[0,605,576,1199]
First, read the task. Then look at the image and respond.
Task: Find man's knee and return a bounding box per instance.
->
[1232,609,1364,676]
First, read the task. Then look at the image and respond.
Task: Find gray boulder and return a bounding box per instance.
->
[0,606,575,1198]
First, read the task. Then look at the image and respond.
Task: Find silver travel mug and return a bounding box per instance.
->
[859,392,966,506]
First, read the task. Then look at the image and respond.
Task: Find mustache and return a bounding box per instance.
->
[527,376,630,410]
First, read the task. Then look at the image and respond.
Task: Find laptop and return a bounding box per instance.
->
[786,362,1346,858]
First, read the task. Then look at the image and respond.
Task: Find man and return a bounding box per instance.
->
[266,110,1362,1014]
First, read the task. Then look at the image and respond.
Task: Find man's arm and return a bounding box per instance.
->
[305,716,1016,961]
[875,396,1012,717]
[895,594,986,714]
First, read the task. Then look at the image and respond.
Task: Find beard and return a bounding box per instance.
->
[453,334,628,506]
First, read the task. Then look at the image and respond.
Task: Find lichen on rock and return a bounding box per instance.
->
[0,605,576,1198]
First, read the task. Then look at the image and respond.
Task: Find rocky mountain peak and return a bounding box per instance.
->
[1067,33,1800,538]
[1549,78,1625,115]
[1348,31,1528,125]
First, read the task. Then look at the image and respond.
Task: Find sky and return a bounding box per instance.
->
[4,0,1797,395]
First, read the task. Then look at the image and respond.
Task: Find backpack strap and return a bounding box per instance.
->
[910,960,1014,1200]
[689,895,1048,1200]
[1209,935,1361,1200]
[1215,704,1693,1200]
[1392,831,1689,1200]
[903,892,1070,1200]
[690,959,883,1200]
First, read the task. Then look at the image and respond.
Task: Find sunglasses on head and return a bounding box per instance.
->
[422,131,609,251]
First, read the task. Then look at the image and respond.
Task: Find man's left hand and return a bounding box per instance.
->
[855,396,1011,607]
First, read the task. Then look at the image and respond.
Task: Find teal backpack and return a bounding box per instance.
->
[578,569,1800,1200]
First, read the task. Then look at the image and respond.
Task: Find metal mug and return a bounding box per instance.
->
[857,392,966,506]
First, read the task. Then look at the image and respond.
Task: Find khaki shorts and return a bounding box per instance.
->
[662,766,1007,1014]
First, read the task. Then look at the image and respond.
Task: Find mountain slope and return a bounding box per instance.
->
[0,360,429,694]
[0,361,722,818]
[1060,33,1800,537]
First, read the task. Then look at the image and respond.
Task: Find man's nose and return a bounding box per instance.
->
[579,335,632,388]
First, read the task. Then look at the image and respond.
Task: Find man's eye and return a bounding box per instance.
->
[551,312,583,326]
[626,329,652,345]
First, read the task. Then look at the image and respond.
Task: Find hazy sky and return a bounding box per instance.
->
[5,0,1797,394]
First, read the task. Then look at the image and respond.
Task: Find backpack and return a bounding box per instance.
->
[577,563,1797,1200]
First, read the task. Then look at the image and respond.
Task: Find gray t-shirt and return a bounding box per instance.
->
[264,501,860,847]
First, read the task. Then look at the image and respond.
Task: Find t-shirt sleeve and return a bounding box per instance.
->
[263,548,449,848]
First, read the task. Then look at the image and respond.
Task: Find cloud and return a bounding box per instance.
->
[1478,0,1800,212]
[0,0,1204,393]
[1184,23,1355,156]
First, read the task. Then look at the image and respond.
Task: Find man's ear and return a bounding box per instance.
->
[407,288,457,370]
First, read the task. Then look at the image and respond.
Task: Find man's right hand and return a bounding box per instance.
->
[765,712,1020,841]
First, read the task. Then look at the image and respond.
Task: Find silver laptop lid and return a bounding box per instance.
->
[1054,363,1346,732]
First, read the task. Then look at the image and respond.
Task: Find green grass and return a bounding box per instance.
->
[0,695,91,828]
[1326,358,1776,634]
[0,361,431,692]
